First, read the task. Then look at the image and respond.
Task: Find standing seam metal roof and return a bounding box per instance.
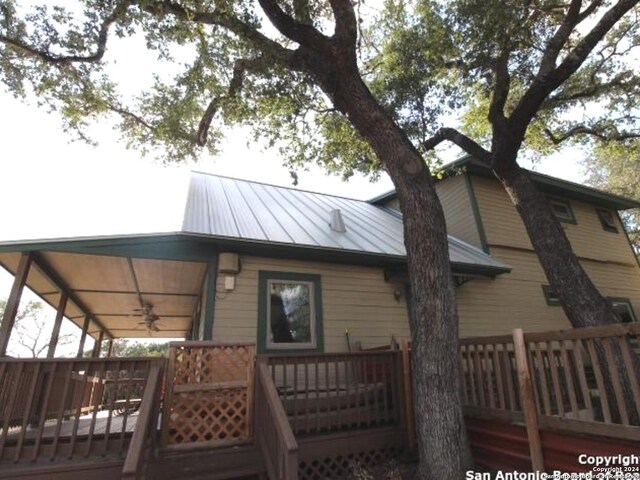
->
[182,172,510,271]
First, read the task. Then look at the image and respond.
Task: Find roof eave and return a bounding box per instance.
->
[367,155,640,210]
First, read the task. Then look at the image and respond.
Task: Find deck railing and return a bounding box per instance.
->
[255,358,299,480]
[122,362,164,480]
[266,351,404,436]
[0,357,161,465]
[456,324,640,471]
[458,323,640,437]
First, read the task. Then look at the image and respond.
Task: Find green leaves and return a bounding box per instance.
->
[584,140,640,256]
[1,0,638,177]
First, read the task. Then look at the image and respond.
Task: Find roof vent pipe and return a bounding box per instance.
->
[329,209,347,233]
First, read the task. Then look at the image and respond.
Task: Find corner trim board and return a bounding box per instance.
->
[464,173,490,254]
[202,255,218,341]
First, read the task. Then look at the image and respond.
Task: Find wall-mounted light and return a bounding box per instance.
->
[393,288,403,302]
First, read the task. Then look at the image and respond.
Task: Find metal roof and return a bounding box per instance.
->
[182,172,511,273]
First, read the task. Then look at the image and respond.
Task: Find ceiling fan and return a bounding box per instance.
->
[134,303,163,333]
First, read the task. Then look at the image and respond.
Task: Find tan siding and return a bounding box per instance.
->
[382,198,401,210]
[212,256,410,351]
[458,246,640,337]
[378,175,482,249]
[472,175,637,265]
[436,175,482,248]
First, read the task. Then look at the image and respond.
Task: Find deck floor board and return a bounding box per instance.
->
[5,411,140,442]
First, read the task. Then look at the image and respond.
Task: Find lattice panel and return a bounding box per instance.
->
[298,447,402,480]
[166,388,250,444]
[162,343,255,448]
[172,344,252,385]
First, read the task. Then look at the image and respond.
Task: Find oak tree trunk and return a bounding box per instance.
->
[495,164,640,425]
[316,66,473,478]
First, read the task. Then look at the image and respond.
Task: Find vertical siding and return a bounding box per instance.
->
[212,256,410,351]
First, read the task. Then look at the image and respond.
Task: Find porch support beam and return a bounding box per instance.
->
[30,252,113,340]
[46,293,68,359]
[92,331,104,358]
[106,339,114,357]
[76,315,91,358]
[0,252,32,356]
[202,256,218,341]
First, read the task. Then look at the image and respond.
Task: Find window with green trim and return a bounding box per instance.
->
[596,208,619,233]
[607,297,636,324]
[258,271,324,353]
[548,198,576,224]
[542,285,561,306]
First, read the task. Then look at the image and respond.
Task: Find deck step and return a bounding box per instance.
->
[288,405,395,433]
[0,457,124,480]
[148,444,264,480]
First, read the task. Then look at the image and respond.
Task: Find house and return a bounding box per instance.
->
[371,156,640,335]
[0,161,638,480]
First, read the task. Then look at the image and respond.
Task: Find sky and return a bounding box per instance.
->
[0,4,592,355]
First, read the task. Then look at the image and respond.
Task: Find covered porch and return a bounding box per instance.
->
[0,240,213,479]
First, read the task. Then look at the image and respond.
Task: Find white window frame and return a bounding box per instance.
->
[266,279,318,350]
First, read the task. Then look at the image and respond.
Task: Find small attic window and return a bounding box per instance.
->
[329,209,347,233]
[548,198,576,224]
[596,208,618,233]
[542,285,561,306]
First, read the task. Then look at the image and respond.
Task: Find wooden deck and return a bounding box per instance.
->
[5,411,139,442]
[1,325,638,480]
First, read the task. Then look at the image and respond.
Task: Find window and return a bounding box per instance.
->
[548,198,576,224]
[542,285,561,306]
[596,208,619,233]
[607,297,637,324]
[258,271,323,353]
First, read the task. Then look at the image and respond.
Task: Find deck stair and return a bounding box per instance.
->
[147,444,264,480]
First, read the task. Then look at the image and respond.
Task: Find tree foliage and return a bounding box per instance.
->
[584,140,640,256]
[92,338,169,357]
[0,298,75,357]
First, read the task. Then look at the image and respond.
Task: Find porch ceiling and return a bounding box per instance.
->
[0,251,208,339]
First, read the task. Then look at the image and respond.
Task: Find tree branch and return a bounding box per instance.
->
[421,128,491,164]
[537,0,584,78]
[197,57,265,146]
[488,50,511,127]
[544,125,640,144]
[0,1,132,65]
[143,1,297,66]
[544,73,636,107]
[512,0,638,129]
[257,0,332,54]
[328,0,358,51]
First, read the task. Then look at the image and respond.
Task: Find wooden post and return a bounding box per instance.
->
[106,339,114,357]
[513,328,545,471]
[92,331,104,358]
[401,340,415,451]
[47,294,68,359]
[0,252,32,356]
[77,316,91,358]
